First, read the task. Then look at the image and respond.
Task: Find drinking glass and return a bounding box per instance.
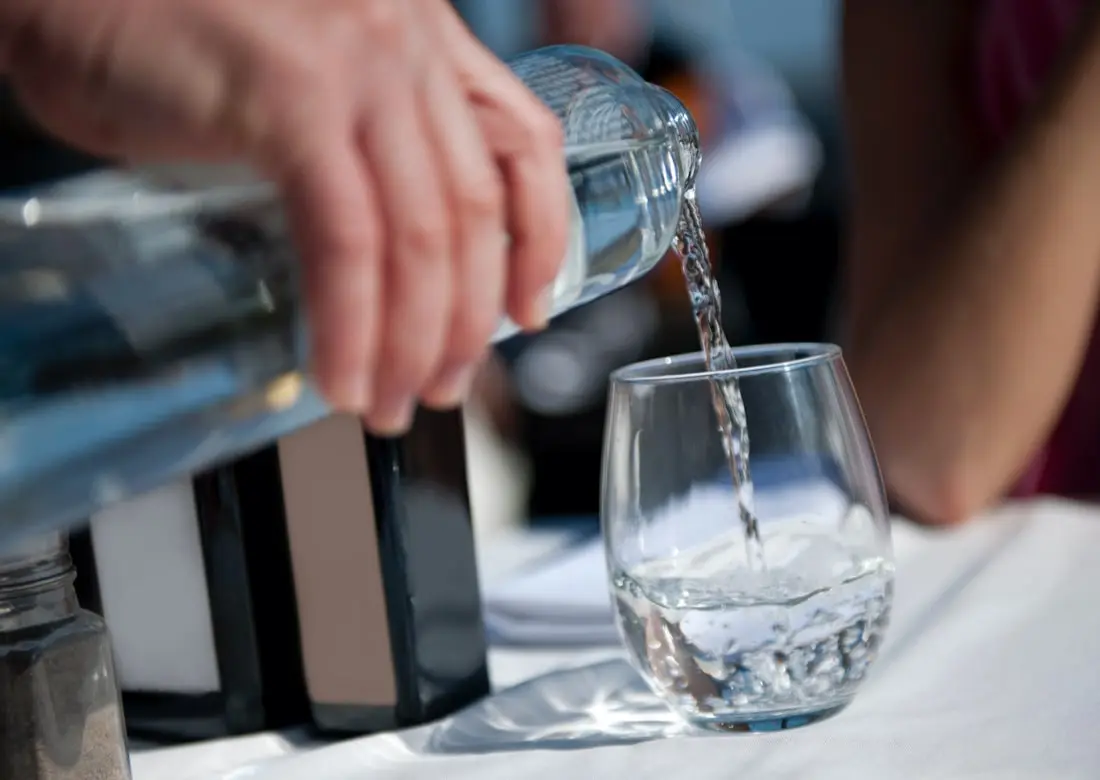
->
[601,344,893,732]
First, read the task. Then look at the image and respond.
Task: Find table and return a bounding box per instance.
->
[132,498,1100,779]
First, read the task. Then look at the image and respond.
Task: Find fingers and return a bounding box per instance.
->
[357,85,453,435]
[10,0,558,440]
[497,105,570,330]
[417,61,508,410]
[258,0,570,436]
[435,6,571,331]
[273,116,382,416]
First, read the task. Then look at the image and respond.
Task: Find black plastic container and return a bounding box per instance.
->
[72,410,490,742]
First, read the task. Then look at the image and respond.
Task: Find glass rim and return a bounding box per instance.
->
[609,343,843,385]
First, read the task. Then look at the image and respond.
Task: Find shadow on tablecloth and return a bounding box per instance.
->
[420,660,691,755]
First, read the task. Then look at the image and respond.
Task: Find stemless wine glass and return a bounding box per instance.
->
[601,344,893,732]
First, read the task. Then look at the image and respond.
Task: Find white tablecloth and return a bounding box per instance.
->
[132,499,1100,779]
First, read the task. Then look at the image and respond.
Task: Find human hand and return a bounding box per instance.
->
[1,0,569,435]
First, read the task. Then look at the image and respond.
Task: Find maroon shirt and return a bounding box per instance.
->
[976,0,1100,498]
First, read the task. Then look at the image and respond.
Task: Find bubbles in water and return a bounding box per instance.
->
[613,559,893,724]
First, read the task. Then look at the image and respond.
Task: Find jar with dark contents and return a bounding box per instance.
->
[0,534,130,780]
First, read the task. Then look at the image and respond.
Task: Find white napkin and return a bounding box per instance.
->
[482,478,854,646]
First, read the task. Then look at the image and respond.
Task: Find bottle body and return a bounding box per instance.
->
[500,45,697,332]
[0,535,131,779]
[0,45,698,545]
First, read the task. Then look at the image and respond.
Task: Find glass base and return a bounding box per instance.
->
[685,701,850,734]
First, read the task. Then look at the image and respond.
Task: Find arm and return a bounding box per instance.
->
[842,0,1100,524]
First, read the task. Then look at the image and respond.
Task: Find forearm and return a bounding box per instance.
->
[847,12,1100,524]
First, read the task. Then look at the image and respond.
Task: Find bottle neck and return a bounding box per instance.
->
[0,537,80,633]
[650,86,700,189]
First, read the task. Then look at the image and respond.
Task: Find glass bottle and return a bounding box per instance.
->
[0,534,130,779]
[0,44,700,545]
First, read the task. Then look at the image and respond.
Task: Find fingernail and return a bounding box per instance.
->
[429,365,476,408]
[522,286,554,332]
[370,396,416,436]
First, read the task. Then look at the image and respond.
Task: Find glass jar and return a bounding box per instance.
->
[0,534,130,779]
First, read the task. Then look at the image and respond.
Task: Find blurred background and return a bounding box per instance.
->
[453,0,844,529]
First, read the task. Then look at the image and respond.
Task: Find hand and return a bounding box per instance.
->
[1,0,570,435]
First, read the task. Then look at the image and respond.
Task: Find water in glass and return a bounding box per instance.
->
[602,346,893,731]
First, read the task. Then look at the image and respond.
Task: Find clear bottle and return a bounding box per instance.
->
[498,45,699,338]
[0,534,131,779]
[0,45,699,545]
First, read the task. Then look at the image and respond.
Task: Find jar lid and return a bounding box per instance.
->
[0,532,67,576]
